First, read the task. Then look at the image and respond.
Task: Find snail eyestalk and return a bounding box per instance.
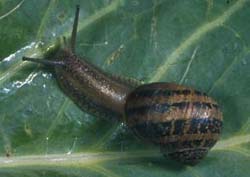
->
[22,57,65,66]
[70,5,80,53]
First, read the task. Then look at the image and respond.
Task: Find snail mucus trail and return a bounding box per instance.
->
[23,5,223,165]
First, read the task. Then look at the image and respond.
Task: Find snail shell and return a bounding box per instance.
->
[125,83,223,164]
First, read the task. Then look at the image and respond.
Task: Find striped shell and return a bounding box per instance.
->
[125,82,223,164]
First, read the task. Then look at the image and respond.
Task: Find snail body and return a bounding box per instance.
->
[23,6,223,165]
[53,48,135,120]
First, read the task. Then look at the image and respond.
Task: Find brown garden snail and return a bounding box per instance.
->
[22,5,223,165]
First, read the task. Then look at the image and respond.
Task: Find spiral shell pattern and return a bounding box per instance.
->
[125,82,223,164]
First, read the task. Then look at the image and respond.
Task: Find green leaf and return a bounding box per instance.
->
[1,0,250,176]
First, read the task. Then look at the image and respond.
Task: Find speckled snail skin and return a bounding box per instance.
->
[23,6,223,165]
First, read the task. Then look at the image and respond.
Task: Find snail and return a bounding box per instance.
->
[22,5,223,165]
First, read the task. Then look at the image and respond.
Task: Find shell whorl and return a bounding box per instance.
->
[125,82,223,164]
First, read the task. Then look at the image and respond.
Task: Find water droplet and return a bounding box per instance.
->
[2,88,10,94]
[35,41,45,49]
[12,72,38,88]
[42,73,52,79]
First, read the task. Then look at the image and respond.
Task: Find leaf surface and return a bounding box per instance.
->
[0,0,250,176]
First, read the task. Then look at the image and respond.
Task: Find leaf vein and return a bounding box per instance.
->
[149,0,247,82]
[0,0,25,20]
